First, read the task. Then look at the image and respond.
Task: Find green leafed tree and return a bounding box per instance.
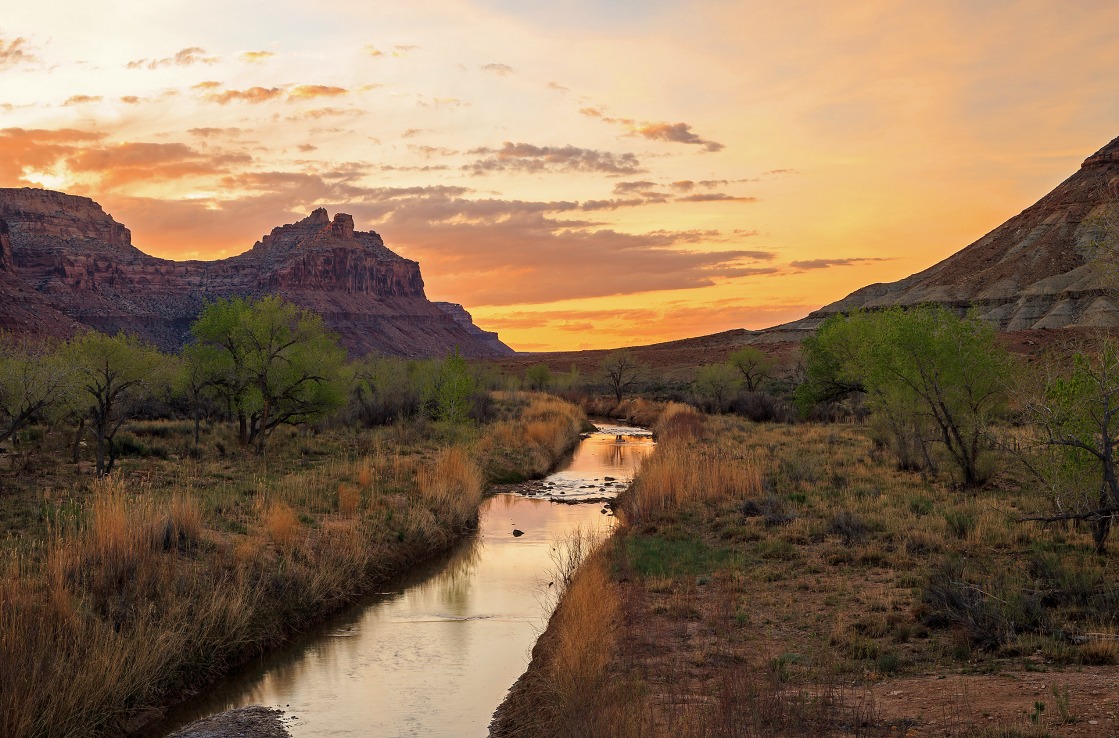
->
[0,335,70,446]
[63,331,171,476]
[727,347,774,391]
[524,363,552,392]
[800,306,1014,486]
[695,363,741,413]
[432,347,475,424]
[1024,337,1119,553]
[189,296,348,452]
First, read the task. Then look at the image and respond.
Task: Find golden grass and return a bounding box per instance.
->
[0,393,587,738]
[337,483,361,516]
[264,502,301,548]
[622,438,763,525]
[499,413,1119,737]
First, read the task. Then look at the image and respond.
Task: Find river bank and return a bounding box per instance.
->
[491,407,1119,737]
[149,420,652,737]
[0,393,586,738]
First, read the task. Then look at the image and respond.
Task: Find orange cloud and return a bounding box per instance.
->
[630,121,724,152]
[0,35,35,68]
[481,63,514,75]
[0,128,106,184]
[206,86,284,104]
[288,84,348,100]
[580,107,724,152]
[239,50,276,63]
[67,142,252,188]
[127,46,218,70]
[62,95,102,106]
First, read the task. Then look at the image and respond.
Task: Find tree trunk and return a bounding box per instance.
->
[238,413,249,446]
[71,417,85,464]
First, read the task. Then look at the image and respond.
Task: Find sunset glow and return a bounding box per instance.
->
[4,0,1119,350]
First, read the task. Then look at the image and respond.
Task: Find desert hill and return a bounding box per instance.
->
[0,188,511,357]
[764,133,1119,340]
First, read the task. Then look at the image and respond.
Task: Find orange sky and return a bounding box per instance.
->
[3,1,1119,351]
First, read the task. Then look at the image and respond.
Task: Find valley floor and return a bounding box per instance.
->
[493,409,1119,738]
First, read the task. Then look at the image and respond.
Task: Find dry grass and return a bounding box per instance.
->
[474,392,588,482]
[497,413,1119,737]
[0,393,587,738]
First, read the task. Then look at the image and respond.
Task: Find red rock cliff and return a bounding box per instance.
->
[0,188,513,357]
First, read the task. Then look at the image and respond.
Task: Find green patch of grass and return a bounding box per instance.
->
[625,534,736,578]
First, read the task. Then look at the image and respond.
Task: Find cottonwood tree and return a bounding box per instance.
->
[800,307,1014,486]
[432,347,474,424]
[190,297,347,452]
[63,331,170,476]
[727,347,774,391]
[525,363,552,391]
[601,352,642,403]
[0,335,70,446]
[695,363,741,413]
[1023,337,1119,554]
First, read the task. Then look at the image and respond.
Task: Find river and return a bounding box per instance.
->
[146,423,654,738]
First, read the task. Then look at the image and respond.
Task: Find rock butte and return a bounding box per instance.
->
[0,188,512,357]
[754,133,1119,341]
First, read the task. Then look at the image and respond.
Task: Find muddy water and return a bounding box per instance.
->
[148,424,654,738]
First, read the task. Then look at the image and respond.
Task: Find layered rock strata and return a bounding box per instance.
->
[766,134,1119,340]
[0,188,513,357]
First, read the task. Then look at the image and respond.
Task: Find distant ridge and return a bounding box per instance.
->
[760,133,1119,341]
[0,188,513,357]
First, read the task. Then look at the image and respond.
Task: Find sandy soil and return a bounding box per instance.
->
[868,670,1119,737]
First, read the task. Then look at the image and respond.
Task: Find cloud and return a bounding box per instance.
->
[0,129,252,191]
[288,107,364,120]
[547,82,569,93]
[581,107,724,152]
[0,35,35,68]
[88,173,772,305]
[62,95,102,106]
[676,193,757,203]
[612,180,658,195]
[127,46,218,70]
[187,126,243,138]
[363,45,384,57]
[67,142,252,188]
[481,63,514,75]
[788,257,892,270]
[401,128,432,138]
[0,127,106,184]
[205,86,285,104]
[465,142,643,176]
[192,80,222,90]
[630,121,724,152]
[409,144,458,158]
[119,95,141,104]
[288,85,348,100]
[239,50,276,63]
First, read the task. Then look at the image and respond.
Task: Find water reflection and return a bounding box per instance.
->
[147,426,649,738]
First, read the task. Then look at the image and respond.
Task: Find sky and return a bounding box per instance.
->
[3,1,1119,351]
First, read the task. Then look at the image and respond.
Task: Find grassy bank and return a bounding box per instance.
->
[494,408,1119,737]
[0,392,585,738]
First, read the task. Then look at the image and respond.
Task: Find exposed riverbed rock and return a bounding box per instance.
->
[760,133,1119,341]
[0,188,514,357]
[167,706,291,738]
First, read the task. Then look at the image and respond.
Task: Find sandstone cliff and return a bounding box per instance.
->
[765,134,1119,340]
[0,188,513,357]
